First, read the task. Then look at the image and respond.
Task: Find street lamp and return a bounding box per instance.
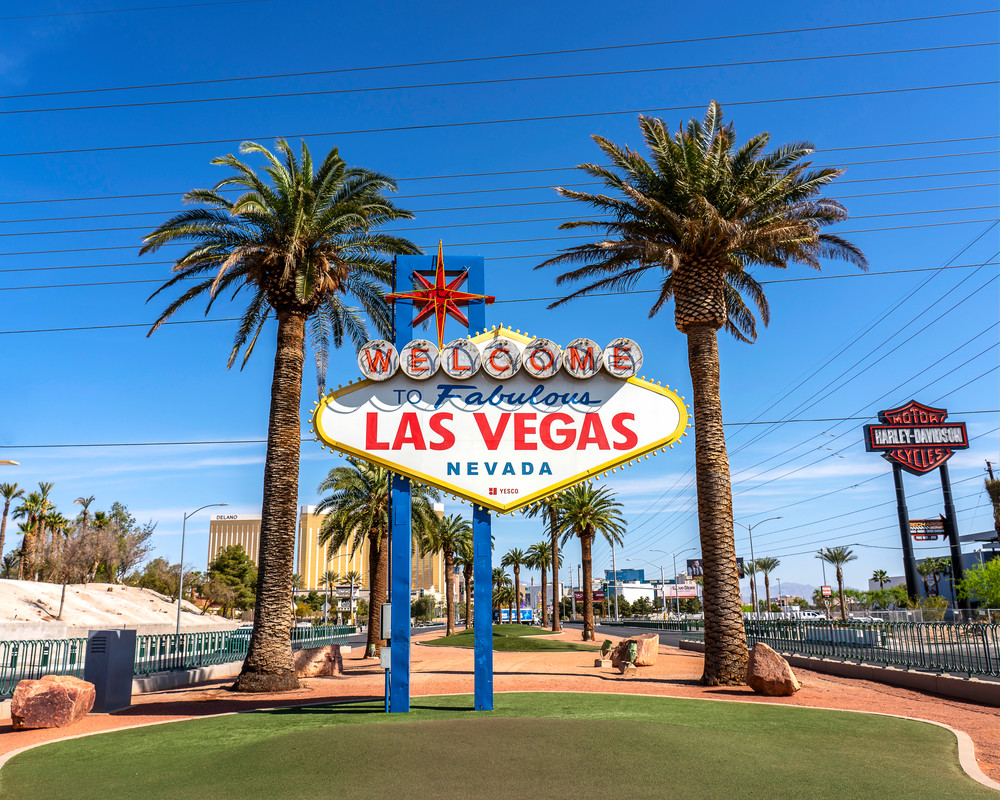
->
[626,557,665,619]
[651,548,696,617]
[734,516,782,617]
[176,503,228,640]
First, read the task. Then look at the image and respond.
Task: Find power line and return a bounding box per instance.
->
[6,42,995,117]
[1,80,995,160]
[4,10,992,101]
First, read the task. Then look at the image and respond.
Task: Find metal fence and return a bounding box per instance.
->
[745,619,1000,677]
[2,625,355,697]
[599,618,705,633]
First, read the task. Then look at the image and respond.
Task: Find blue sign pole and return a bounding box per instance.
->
[388,257,414,714]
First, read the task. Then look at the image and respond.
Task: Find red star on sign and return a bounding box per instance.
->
[386,240,495,348]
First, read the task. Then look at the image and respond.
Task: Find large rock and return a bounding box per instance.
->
[610,633,659,668]
[746,643,801,696]
[293,645,349,678]
[11,675,96,730]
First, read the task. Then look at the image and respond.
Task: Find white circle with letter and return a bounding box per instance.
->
[562,338,602,378]
[399,339,440,380]
[602,338,642,378]
[357,340,398,381]
[441,339,482,379]
[482,337,521,378]
[522,338,562,379]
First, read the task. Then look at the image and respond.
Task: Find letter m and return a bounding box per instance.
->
[569,346,596,371]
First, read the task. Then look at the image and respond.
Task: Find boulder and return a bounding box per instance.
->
[293,645,348,678]
[11,675,96,730]
[746,643,801,696]
[633,632,660,666]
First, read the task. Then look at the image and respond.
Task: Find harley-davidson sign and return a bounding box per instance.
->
[863,401,968,475]
[312,326,688,513]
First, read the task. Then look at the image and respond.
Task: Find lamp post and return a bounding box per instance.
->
[652,548,696,617]
[734,516,782,618]
[626,557,665,618]
[176,503,228,640]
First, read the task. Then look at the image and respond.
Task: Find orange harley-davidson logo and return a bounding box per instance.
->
[863,400,968,476]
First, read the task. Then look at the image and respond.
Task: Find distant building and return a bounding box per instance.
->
[207,504,446,595]
[605,568,644,583]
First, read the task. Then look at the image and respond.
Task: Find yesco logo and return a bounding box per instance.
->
[358,336,642,382]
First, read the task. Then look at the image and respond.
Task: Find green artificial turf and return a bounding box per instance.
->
[1,693,991,800]
[424,623,600,651]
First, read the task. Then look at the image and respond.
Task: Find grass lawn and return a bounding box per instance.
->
[424,623,600,651]
[1,693,991,800]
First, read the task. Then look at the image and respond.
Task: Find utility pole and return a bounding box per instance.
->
[569,562,575,621]
[610,537,619,621]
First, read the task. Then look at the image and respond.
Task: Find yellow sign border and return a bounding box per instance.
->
[311,325,689,513]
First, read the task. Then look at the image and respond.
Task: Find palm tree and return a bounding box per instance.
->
[419,514,471,636]
[317,458,437,657]
[872,569,890,590]
[540,104,866,683]
[453,539,474,629]
[555,483,626,641]
[740,560,759,612]
[500,548,529,624]
[321,569,340,624]
[816,547,858,621]
[754,556,780,613]
[344,569,362,626]
[526,540,560,628]
[525,498,562,632]
[13,491,43,580]
[0,483,24,565]
[143,139,419,692]
[492,568,512,619]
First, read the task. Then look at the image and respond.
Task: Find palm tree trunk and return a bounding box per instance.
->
[540,565,548,628]
[444,549,455,636]
[365,529,386,658]
[0,500,10,562]
[581,531,594,641]
[550,507,561,633]
[687,323,748,685]
[764,575,771,613]
[836,567,847,621]
[233,311,305,693]
[463,565,473,627]
[513,568,521,625]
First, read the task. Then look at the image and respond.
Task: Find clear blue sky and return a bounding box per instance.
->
[0,0,997,598]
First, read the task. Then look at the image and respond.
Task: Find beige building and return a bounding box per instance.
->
[207,505,449,595]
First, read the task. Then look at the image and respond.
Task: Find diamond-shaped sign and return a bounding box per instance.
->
[312,327,689,513]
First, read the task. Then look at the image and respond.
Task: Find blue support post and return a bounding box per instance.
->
[389,473,411,713]
[473,504,493,711]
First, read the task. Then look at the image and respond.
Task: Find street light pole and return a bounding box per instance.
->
[626,556,667,618]
[651,548,695,617]
[176,503,228,640]
[734,517,782,618]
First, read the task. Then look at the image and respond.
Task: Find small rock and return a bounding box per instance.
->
[746,643,801,696]
[594,658,612,668]
[618,663,637,679]
[11,675,96,730]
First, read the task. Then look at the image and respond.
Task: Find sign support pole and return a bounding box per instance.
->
[388,260,413,714]
[892,464,921,598]
[939,463,970,615]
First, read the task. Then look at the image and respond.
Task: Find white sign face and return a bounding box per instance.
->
[313,328,687,513]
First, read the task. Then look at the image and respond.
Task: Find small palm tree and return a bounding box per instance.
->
[321,569,340,624]
[0,483,24,564]
[740,560,759,611]
[872,569,890,590]
[492,568,512,618]
[526,540,560,628]
[540,104,866,683]
[453,540,474,629]
[317,458,438,657]
[555,483,626,641]
[143,138,419,692]
[419,514,471,636]
[500,548,529,624]
[13,491,43,580]
[524,499,562,632]
[816,547,858,621]
[344,569,362,626]
[754,556,780,613]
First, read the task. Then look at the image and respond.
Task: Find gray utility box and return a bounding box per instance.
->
[85,629,136,713]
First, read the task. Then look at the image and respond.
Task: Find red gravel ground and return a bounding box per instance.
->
[2,630,997,786]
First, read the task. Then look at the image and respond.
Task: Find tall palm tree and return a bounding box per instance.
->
[525,498,562,632]
[754,556,780,613]
[555,483,626,641]
[816,546,857,621]
[454,541,474,628]
[344,569,363,626]
[321,569,340,624]
[142,139,419,692]
[500,548,529,624]
[13,491,43,580]
[740,560,759,612]
[317,458,438,657]
[526,540,560,628]
[872,569,889,590]
[419,514,471,636]
[492,568,512,618]
[0,483,24,564]
[540,104,866,683]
